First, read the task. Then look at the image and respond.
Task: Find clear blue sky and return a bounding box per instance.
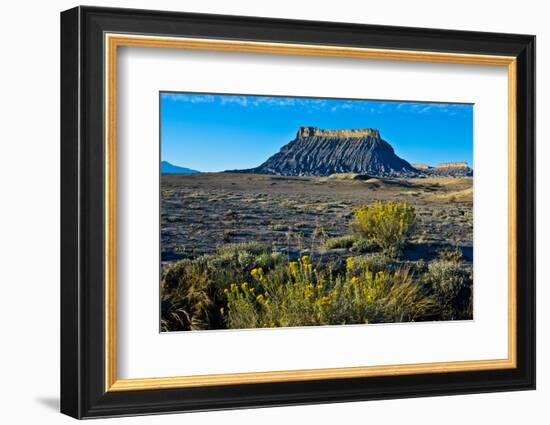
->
[160,92,473,172]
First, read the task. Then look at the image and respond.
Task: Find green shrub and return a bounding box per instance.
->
[325,235,356,249]
[345,254,394,275]
[271,223,289,231]
[437,247,464,263]
[350,238,378,254]
[216,242,270,259]
[423,260,472,320]
[325,235,377,253]
[254,251,286,269]
[354,201,416,257]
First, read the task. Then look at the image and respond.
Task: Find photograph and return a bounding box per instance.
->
[57,5,536,419]
[160,92,475,332]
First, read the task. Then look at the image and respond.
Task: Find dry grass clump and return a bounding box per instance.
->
[324,234,378,253]
[324,235,356,249]
[431,188,473,203]
[161,260,213,331]
[324,173,372,181]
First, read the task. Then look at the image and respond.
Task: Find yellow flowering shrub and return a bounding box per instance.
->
[354,201,416,257]
[345,256,355,271]
[221,253,437,329]
[250,267,264,281]
[223,282,260,329]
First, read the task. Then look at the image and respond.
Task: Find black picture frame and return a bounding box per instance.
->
[61,5,535,419]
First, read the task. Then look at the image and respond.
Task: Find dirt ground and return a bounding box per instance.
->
[161,173,473,265]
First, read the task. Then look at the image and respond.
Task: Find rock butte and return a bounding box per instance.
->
[230,126,472,178]
[436,162,470,169]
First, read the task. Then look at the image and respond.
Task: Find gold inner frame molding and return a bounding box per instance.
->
[104,33,518,392]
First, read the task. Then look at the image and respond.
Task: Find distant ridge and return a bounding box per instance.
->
[232,126,418,177]
[412,163,430,171]
[412,161,473,177]
[161,161,200,174]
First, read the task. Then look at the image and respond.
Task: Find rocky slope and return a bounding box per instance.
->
[235,126,418,177]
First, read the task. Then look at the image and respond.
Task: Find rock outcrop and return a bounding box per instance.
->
[235,126,418,177]
[435,162,470,170]
[413,161,473,177]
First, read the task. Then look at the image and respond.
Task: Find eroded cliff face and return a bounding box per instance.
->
[296,126,380,139]
[436,161,469,169]
[242,127,418,177]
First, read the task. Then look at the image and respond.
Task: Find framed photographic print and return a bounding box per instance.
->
[60,6,536,419]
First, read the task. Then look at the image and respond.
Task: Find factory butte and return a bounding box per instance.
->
[231,126,472,177]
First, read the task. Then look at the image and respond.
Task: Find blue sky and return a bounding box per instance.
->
[160,92,473,172]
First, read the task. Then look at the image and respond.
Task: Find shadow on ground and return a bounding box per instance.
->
[35,396,59,411]
[403,243,473,262]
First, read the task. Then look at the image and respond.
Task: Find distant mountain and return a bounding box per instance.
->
[232,126,418,177]
[412,163,430,171]
[161,161,200,174]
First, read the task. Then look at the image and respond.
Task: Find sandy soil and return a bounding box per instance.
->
[161,173,473,264]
